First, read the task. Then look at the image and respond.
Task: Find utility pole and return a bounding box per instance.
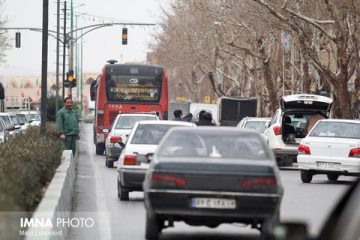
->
[40,0,49,134]
[56,0,60,112]
[68,0,74,97]
[62,1,67,99]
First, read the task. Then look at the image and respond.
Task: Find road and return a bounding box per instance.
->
[68,123,354,240]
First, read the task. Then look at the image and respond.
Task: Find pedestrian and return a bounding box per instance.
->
[195,110,206,125]
[183,112,193,122]
[173,109,184,121]
[195,111,216,126]
[304,111,326,135]
[56,97,80,156]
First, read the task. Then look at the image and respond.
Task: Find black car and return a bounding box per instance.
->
[143,127,283,240]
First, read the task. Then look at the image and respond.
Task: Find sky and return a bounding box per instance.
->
[0,0,165,76]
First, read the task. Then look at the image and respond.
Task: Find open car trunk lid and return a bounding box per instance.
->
[281,94,333,112]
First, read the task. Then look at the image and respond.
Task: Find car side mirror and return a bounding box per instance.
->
[7,126,15,131]
[146,153,154,163]
[272,222,309,240]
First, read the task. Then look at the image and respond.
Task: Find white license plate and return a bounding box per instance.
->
[316,161,341,169]
[191,198,236,209]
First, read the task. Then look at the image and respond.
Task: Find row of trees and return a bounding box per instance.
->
[150,0,360,118]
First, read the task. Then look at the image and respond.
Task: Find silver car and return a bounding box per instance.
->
[105,113,159,168]
[0,118,10,143]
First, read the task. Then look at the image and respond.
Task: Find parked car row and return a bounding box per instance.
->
[0,111,41,143]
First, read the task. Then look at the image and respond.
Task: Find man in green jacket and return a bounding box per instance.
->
[56,97,80,156]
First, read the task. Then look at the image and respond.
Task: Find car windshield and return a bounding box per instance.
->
[244,121,268,133]
[115,115,157,129]
[16,114,27,124]
[158,131,270,160]
[10,116,20,125]
[0,116,11,127]
[29,114,40,121]
[131,124,179,145]
[310,121,360,139]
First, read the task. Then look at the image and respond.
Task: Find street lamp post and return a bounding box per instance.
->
[40,0,49,135]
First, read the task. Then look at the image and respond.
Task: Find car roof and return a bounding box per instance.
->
[243,117,271,121]
[318,119,360,124]
[136,120,195,126]
[168,126,260,134]
[118,113,158,117]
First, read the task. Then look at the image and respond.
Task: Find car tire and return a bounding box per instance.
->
[300,170,313,183]
[106,157,114,168]
[96,143,105,155]
[145,213,162,240]
[118,181,129,201]
[327,174,339,181]
[260,218,276,240]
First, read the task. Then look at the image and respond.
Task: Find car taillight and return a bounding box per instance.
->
[124,155,137,165]
[273,126,281,135]
[349,148,360,158]
[298,144,311,155]
[151,173,186,187]
[241,177,276,190]
[110,136,122,143]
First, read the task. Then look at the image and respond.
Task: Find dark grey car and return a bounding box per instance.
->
[143,127,283,240]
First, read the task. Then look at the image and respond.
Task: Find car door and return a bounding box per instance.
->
[264,109,280,145]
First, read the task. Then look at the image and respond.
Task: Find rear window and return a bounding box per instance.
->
[131,124,179,145]
[158,131,270,160]
[244,121,268,133]
[115,115,157,129]
[310,122,360,139]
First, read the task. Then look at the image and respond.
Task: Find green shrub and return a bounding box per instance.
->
[47,96,63,122]
[0,123,64,211]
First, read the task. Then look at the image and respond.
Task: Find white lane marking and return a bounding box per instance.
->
[86,140,112,240]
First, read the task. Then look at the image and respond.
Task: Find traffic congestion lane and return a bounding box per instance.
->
[69,123,352,240]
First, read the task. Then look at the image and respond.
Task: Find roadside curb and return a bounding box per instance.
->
[25,150,76,240]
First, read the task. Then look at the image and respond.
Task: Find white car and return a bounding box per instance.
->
[117,120,195,201]
[263,94,333,165]
[105,113,159,168]
[237,117,271,134]
[0,113,21,135]
[297,119,360,183]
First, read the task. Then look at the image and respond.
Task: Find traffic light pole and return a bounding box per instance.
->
[62,1,67,99]
[40,0,49,135]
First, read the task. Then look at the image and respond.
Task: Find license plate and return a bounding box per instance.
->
[316,161,341,169]
[191,198,236,209]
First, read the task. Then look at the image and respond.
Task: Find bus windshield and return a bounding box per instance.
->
[105,66,162,103]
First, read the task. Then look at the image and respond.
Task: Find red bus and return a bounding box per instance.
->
[90,61,168,154]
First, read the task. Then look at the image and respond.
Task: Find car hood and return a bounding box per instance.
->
[281,94,333,112]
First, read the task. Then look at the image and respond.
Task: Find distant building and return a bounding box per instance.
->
[0,73,97,114]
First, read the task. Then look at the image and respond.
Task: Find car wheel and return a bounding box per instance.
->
[260,218,277,240]
[300,170,313,183]
[145,213,162,240]
[327,174,339,181]
[118,181,129,201]
[96,143,105,155]
[106,157,114,168]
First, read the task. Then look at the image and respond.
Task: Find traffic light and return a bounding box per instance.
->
[122,27,128,45]
[65,70,76,88]
[15,32,21,48]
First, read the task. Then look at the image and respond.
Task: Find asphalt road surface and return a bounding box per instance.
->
[68,123,353,240]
